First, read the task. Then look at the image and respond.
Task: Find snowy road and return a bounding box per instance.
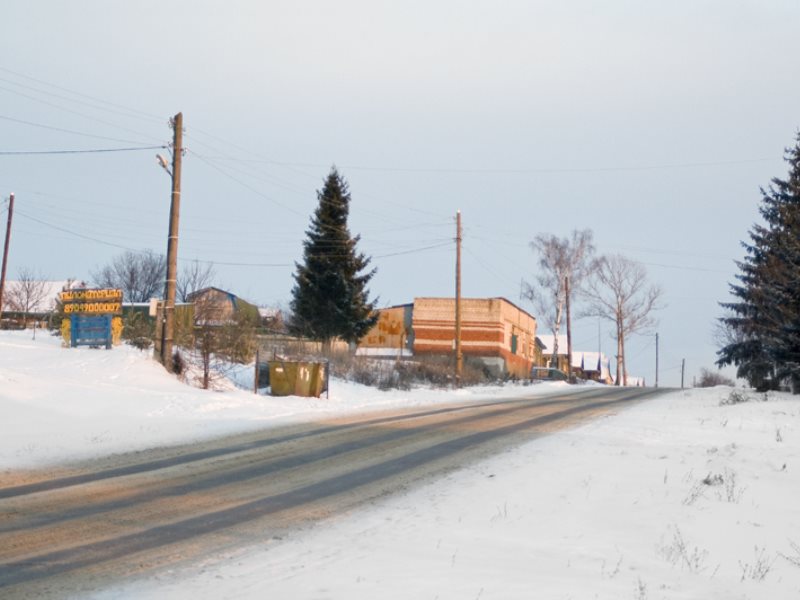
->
[0,385,662,599]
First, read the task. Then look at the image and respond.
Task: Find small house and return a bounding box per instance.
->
[536,334,570,373]
[185,287,259,325]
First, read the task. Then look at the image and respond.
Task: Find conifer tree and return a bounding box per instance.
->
[289,168,377,352]
[717,132,800,392]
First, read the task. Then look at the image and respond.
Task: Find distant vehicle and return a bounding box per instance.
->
[530,367,569,381]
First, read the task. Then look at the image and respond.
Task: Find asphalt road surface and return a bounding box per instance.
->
[0,385,666,598]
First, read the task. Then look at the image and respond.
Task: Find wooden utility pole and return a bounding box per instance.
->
[161,113,183,372]
[0,193,14,322]
[681,358,685,389]
[455,210,463,387]
[655,332,659,388]
[565,276,574,382]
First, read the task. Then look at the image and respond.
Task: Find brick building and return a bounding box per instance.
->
[360,297,537,378]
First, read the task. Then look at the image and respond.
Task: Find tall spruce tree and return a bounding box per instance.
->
[289,168,377,352]
[717,132,800,392]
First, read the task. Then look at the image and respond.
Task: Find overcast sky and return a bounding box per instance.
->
[2,1,799,386]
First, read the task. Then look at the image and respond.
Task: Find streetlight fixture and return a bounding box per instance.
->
[156,153,172,176]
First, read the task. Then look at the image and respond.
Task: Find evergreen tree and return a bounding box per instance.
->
[717,132,800,392]
[289,168,377,352]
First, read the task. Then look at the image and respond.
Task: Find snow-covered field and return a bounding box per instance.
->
[2,330,799,599]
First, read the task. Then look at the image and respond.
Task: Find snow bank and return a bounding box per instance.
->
[0,330,560,469]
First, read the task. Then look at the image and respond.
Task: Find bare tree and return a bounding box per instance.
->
[713,307,745,349]
[5,267,50,327]
[523,229,595,367]
[697,367,735,388]
[584,254,662,386]
[91,250,166,302]
[177,260,216,302]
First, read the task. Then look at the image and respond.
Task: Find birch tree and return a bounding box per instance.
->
[584,254,662,385]
[524,229,595,366]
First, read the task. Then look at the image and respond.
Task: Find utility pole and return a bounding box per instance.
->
[161,113,183,372]
[597,319,601,355]
[565,276,573,382]
[455,210,463,387]
[655,332,659,388]
[0,193,14,322]
[681,358,685,389]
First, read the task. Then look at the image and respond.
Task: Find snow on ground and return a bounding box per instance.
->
[2,330,800,598]
[0,330,557,470]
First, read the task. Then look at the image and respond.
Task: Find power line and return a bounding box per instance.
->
[639,261,730,275]
[191,149,450,226]
[189,150,306,217]
[0,66,164,124]
[15,208,451,267]
[0,114,159,145]
[15,209,142,252]
[191,155,780,175]
[464,245,519,291]
[375,241,453,259]
[0,84,165,145]
[0,145,164,156]
[15,183,449,253]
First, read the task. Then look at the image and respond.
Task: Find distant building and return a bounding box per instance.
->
[536,334,570,372]
[357,303,414,359]
[359,297,537,378]
[571,351,614,384]
[185,287,258,325]
[257,307,287,333]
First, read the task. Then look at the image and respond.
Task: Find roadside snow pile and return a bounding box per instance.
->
[0,330,562,469]
[100,387,800,600]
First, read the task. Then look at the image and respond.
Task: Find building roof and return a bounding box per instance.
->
[573,351,614,381]
[537,334,569,355]
[186,286,239,301]
[412,296,537,322]
[377,303,413,310]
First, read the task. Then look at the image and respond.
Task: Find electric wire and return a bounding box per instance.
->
[0,66,165,124]
[0,114,160,145]
[190,148,449,227]
[464,245,520,292]
[190,155,780,175]
[0,145,165,156]
[468,230,733,275]
[16,185,448,255]
[15,209,144,253]
[0,84,165,145]
[14,208,454,268]
[188,149,305,217]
